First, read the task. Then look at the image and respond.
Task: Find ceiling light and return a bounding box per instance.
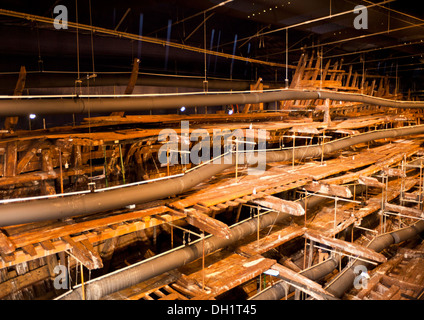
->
[228,109,233,115]
[180,106,186,112]
[29,114,36,119]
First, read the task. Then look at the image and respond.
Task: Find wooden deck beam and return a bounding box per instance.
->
[268,263,337,300]
[304,229,387,263]
[358,175,385,189]
[252,195,305,216]
[185,209,231,239]
[61,236,103,270]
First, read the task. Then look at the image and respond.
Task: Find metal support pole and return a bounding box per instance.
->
[334,197,338,238]
[80,262,85,300]
[202,232,205,292]
[292,132,296,168]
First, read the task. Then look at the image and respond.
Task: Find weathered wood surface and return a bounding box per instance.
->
[236,225,305,257]
[358,175,385,188]
[0,230,16,255]
[304,229,387,263]
[101,270,182,300]
[185,209,231,239]
[384,203,423,218]
[304,181,352,198]
[306,176,418,237]
[0,208,185,269]
[382,167,406,177]
[185,254,275,300]
[7,206,173,250]
[61,236,103,270]
[269,263,337,300]
[253,196,305,216]
[323,140,421,185]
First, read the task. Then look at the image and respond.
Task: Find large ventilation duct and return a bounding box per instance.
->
[1,125,424,226]
[0,73,256,93]
[1,89,424,116]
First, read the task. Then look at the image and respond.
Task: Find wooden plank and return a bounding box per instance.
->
[356,273,384,299]
[22,244,37,257]
[9,206,171,249]
[0,211,184,269]
[40,240,56,251]
[111,58,140,117]
[185,209,231,239]
[236,225,305,257]
[385,203,423,218]
[304,181,352,198]
[382,167,406,177]
[252,195,305,216]
[381,274,424,292]
[0,265,50,299]
[0,230,16,255]
[61,235,103,270]
[269,263,337,300]
[304,229,387,263]
[15,139,48,175]
[358,176,385,188]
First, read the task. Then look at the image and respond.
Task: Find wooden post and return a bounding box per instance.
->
[119,143,126,184]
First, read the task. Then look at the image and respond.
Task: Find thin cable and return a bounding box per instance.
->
[75,0,81,94]
[88,0,96,76]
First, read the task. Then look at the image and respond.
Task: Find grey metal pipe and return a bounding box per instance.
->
[250,258,339,300]
[266,124,424,163]
[59,210,291,300]
[1,89,424,116]
[1,125,424,226]
[325,220,424,298]
[0,73,256,93]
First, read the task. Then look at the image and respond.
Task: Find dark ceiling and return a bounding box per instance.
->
[0,0,424,95]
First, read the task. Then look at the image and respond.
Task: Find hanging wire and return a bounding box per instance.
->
[88,0,96,77]
[75,0,82,95]
[36,22,44,72]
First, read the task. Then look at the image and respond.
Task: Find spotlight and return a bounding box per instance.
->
[29,114,36,119]
[180,106,186,112]
[228,109,233,115]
